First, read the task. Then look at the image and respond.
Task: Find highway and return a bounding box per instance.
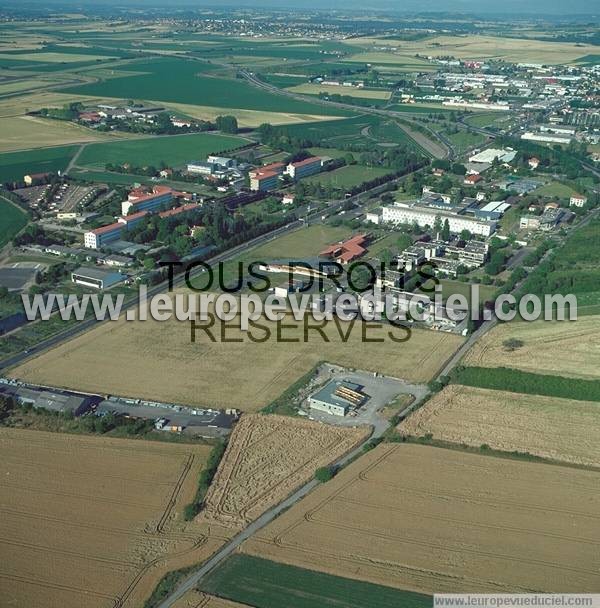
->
[239,69,456,160]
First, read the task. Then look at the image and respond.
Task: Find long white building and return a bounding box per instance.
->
[381,202,496,237]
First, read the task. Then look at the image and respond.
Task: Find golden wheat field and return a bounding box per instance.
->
[242,443,600,594]
[201,415,370,529]
[9,310,462,411]
[400,385,600,467]
[172,591,249,608]
[464,317,600,379]
[0,428,234,608]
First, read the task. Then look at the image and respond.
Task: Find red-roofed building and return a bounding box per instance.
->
[320,234,369,264]
[464,174,482,185]
[285,156,322,180]
[158,203,199,219]
[249,162,285,192]
[118,210,149,228]
[84,222,124,249]
[79,111,102,123]
[121,185,174,215]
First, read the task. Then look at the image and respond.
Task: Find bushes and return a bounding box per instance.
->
[314,466,335,482]
[454,366,600,403]
[183,439,227,520]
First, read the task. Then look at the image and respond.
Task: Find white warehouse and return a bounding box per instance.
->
[381,202,496,237]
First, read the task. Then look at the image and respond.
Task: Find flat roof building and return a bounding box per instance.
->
[249,162,285,192]
[309,380,368,417]
[382,202,496,237]
[84,222,124,250]
[285,156,322,180]
[121,186,173,216]
[71,266,126,289]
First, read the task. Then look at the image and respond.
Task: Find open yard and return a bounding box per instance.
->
[400,384,600,467]
[201,415,370,529]
[302,164,391,189]
[0,428,234,608]
[241,443,600,594]
[464,316,600,380]
[8,301,462,411]
[534,181,577,199]
[76,132,249,169]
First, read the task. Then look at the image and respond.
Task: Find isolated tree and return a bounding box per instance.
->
[315,466,335,483]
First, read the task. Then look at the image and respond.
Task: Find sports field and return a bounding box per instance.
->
[285,83,392,100]
[76,132,249,169]
[199,554,431,608]
[0,197,28,248]
[464,316,600,380]
[242,443,600,594]
[0,427,231,608]
[9,305,462,411]
[401,384,600,467]
[0,144,78,184]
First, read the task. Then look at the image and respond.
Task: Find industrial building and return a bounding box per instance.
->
[187,161,218,176]
[71,266,127,289]
[381,202,497,237]
[468,148,517,164]
[308,380,368,417]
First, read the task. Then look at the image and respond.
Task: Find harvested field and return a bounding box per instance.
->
[172,591,249,608]
[9,309,462,411]
[200,414,370,529]
[399,385,600,467]
[8,292,463,412]
[242,443,600,594]
[0,428,233,608]
[0,115,109,153]
[349,35,600,64]
[464,317,600,380]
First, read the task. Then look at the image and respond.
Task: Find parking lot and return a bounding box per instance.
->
[0,262,44,291]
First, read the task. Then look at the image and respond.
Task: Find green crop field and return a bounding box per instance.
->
[454,366,600,402]
[0,198,28,248]
[62,57,350,116]
[0,145,79,184]
[76,133,248,169]
[199,554,431,608]
[302,164,391,188]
